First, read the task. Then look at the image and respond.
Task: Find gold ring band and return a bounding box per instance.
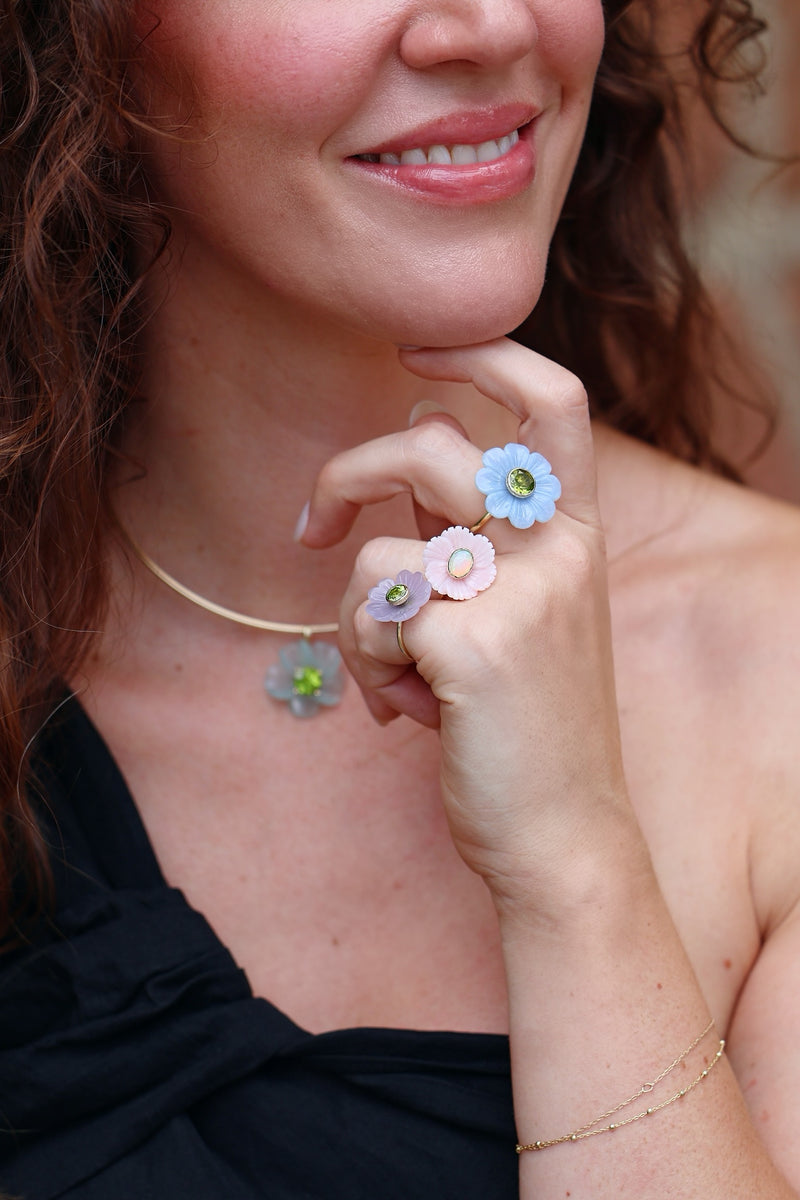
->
[469,511,493,534]
[396,622,414,661]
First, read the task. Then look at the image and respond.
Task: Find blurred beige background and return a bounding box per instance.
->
[681,0,800,502]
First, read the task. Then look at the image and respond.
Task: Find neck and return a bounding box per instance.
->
[114,252,496,621]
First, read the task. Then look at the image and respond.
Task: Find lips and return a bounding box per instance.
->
[346,108,538,205]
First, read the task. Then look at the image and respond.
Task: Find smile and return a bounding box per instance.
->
[356,128,520,167]
[346,112,537,205]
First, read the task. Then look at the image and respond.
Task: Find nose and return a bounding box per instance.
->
[399,0,538,70]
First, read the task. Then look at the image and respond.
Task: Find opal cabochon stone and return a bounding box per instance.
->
[447,548,475,579]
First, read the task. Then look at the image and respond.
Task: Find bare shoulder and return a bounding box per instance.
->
[597,426,800,938]
[597,424,800,676]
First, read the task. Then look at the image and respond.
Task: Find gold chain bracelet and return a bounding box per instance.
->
[516,1019,723,1154]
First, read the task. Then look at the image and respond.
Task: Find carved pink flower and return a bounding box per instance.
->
[423,526,496,600]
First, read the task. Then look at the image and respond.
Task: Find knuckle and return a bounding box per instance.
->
[558,531,595,581]
[352,536,396,581]
[502,535,599,620]
[541,535,601,608]
[548,373,589,420]
[312,453,344,500]
[405,419,466,466]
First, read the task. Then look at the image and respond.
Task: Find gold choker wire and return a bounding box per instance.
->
[125,535,344,718]
[127,537,339,637]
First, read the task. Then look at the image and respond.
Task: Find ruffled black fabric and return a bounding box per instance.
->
[0,699,516,1198]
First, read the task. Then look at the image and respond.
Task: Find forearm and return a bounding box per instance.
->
[501,839,794,1199]
[310,336,797,1193]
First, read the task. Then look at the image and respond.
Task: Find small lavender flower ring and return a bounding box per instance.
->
[423,526,496,600]
[475,442,561,529]
[366,569,431,623]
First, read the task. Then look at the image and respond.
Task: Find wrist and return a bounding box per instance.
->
[488,803,657,942]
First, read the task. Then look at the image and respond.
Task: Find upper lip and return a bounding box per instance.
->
[353,102,539,156]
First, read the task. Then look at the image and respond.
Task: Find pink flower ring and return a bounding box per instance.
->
[422,526,496,600]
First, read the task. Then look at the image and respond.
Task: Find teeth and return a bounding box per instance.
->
[451,143,478,165]
[427,144,451,165]
[375,127,519,167]
[477,138,501,162]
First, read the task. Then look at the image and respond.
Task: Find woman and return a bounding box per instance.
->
[2,0,800,1196]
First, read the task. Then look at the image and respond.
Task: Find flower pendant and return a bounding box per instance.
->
[264,637,345,718]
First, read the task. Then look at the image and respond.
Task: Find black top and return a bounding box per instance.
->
[0,699,516,1198]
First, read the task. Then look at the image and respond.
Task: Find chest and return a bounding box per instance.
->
[85,621,760,1039]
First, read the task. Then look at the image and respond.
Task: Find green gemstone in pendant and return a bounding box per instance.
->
[292,664,323,696]
[447,548,474,579]
[385,583,410,606]
[506,467,536,497]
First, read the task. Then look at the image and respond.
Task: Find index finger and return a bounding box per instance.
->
[398,338,599,527]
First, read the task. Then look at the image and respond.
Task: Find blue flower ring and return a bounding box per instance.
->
[474,442,562,530]
[366,569,431,623]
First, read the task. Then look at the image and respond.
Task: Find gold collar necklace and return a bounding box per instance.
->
[127,537,344,719]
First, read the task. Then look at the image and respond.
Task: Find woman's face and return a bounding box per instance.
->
[135,0,604,346]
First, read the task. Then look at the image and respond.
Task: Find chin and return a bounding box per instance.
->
[357,265,546,349]
[396,310,530,349]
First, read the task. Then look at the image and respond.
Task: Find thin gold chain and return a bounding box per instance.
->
[126,536,339,637]
[517,1019,722,1154]
[570,1016,715,1136]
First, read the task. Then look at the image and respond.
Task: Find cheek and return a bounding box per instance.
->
[537,0,606,87]
[228,34,363,134]
[135,1,382,138]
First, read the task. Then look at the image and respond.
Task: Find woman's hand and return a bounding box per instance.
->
[300,338,800,1198]
[300,338,634,915]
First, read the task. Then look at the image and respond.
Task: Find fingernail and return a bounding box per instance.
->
[293,500,310,542]
[408,399,448,427]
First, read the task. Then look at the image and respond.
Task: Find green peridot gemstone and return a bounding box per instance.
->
[506,467,536,498]
[385,583,410,606]
[293,665,323,696]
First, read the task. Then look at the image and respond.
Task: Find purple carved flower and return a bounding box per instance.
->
[366,569,431,622]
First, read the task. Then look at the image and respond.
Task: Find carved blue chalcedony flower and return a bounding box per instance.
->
[264,637,344,718]
[366,569,431,623]
[475,442,561,529]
